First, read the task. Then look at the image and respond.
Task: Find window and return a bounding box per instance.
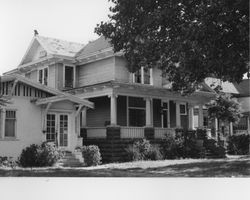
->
[5,110,16,138]
[64,66,75,88]
[133,67,152,85]
[161,101,168,128]
[180,103,187,115]
[38,67,48,85]
[128,97,146,127]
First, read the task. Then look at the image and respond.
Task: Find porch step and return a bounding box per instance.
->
[57,151,84,167]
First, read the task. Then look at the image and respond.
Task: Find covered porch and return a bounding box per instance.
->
[74,81,215,139]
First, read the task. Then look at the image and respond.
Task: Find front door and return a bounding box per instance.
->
[46,113,69,148]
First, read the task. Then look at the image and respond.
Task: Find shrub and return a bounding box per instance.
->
[81,145,102,166]
[19,142,61,167]
[126,139,163,161]
[0,157,18,168]
[19,144,40,167]
[227,134,250,155]
[161,134,185,159]
[147,145,163,161]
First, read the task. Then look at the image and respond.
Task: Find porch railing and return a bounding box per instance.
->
[86,127,106,138]
[154,128,175,139]
[120,127,145,139]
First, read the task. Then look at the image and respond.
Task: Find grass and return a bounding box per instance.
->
[0,155,249,177]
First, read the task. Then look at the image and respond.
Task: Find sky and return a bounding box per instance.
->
[0,0,112,75]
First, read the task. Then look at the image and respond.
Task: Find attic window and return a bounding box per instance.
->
[38,67,48,86]
[39,50,47,58]
[132,67,153,85]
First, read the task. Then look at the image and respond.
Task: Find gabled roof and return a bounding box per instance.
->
[76,36,112,59]
[205,78,240,94]
[36,36,84,57]
[19,35,84,66]
[234,79,250,97]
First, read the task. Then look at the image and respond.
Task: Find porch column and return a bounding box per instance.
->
[110,94,117,125]
[145,98,152,126]
[188,104,194,130]
[215,117,218,139]
[198,104,204,128]
[176,101,181,127]
[229,122,233,136]
[0,108,6,138]
[81,107,87,127]
[248,116,250,133]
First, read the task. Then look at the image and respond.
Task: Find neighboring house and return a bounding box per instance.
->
[205,77,250,135]
[1,34,216,159]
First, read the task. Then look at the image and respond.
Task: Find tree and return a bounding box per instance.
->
[95,0,249,94]
[206,93,242,124]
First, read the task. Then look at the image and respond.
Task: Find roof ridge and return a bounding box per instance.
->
[36,35,84,46]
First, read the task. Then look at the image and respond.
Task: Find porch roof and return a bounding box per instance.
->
[68,81,215,104]
[35,94,94,109]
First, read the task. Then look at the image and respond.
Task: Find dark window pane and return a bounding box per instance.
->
[129,97,145,108]
[65,66,74,88]
[180,104,186,114]
[129,109,145,127]
[5,119,15,137]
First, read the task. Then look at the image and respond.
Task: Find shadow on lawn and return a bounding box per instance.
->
[0,157,249,177]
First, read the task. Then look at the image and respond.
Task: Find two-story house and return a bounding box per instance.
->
[1,34,216,159]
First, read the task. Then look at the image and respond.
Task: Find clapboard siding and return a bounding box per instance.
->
[114,57,130,83]
[87,96,110,127]
[48,64,56,88]
[77,57,115,87]
[57,63,64,90]
[153,68,163,87]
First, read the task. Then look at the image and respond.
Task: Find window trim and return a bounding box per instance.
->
[179,103,187,115]
[161,100,170,128]
[63,64,76,88]
[37,66,49,86]
[127,96,146,127]
[132,67,153,85]
[4,109,17,139]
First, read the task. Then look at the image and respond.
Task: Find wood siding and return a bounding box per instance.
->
[57,63,64,90]
[77,57,115,87]
[114,57,130,83]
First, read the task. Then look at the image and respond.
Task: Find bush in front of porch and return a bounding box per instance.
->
[19,142,62,167]
[126,139,163,161]
[227,134,250,155]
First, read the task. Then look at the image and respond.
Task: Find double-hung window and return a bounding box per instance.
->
[132,67,153,85]
[180,103,187,115]
[64,65,75,89]
[5,110,16,138]
[38,67,48,85]
[128,97,146,127]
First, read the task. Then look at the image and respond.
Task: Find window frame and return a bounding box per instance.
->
[179,103,187,115]
[132,67,153,85]
[63,64,76,89]
[161,100,170,128]
[37,66,49,86]
[127,96,146,127]
[4,109,17,139]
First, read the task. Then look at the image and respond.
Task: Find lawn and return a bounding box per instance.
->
[0,155,249,177]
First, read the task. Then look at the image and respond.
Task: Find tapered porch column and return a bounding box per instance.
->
[81,107,87,127]
[145,98,152,126]
[0,108,6,138]
[176,102,181,127]
[110,94,117,125]
[188,104,194,130]
[215,117,218,139]
[229,122,233,136]
[198,104,204,128]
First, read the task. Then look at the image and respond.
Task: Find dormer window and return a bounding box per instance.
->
[64,65,75,89]
[38,67,48,86]
[132,67,153,85]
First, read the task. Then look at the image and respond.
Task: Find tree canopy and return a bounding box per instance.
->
[95,0,249,94]
[206,93,242,124]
